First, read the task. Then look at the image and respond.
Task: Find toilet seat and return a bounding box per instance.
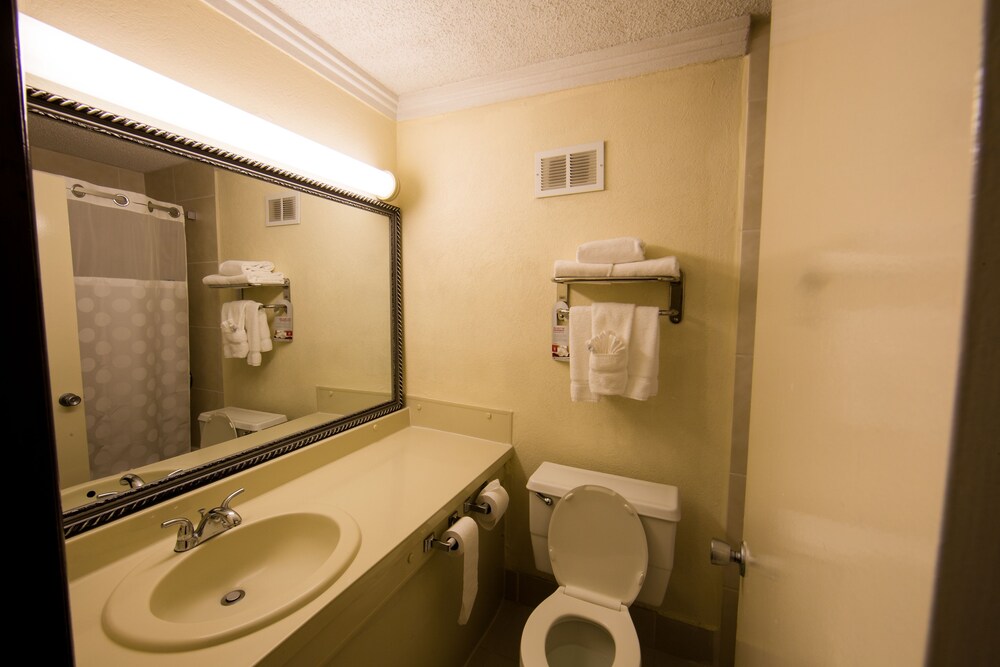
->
[200,412,236,447]
[520,588,641,667]
[520,485,647,667]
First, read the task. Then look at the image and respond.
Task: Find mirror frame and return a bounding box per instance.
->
[26,86,405,539]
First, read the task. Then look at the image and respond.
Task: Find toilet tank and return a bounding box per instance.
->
[526,461,681,606]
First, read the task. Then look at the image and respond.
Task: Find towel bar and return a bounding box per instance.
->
[553,272,684,324]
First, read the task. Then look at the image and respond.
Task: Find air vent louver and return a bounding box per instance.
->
[265,194,299,226]
[535,141,604,198]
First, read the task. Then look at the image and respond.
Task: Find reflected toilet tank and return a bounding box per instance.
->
[526,461,681,606]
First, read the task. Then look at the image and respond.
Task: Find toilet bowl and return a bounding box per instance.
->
[521,463,681,667]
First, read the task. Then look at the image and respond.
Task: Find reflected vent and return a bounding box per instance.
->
[535,141,604,198]
[265,194,299,226]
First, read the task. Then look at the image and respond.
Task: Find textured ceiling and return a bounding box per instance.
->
[265,0,771,95]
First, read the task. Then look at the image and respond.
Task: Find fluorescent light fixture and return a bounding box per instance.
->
[17,14,398,200]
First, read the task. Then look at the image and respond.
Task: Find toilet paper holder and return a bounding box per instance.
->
[463,499,491,515]
[423,512,461,553]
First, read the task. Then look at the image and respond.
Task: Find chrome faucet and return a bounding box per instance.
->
[161,488,245,552]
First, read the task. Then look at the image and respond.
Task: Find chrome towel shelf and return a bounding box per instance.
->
[553,273,684,324]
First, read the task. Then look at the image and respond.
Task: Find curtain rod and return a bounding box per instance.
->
[70,183,182,219]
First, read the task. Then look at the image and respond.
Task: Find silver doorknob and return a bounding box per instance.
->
[58,393,82,407]
[710,538,748,577]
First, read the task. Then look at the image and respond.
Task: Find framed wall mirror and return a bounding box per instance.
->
[26,87,403,538]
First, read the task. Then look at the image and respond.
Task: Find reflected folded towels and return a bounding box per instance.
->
[219,260,275,276]
[202,271,286,286]
[553,256,680,280]
[577,237,645,264]
[221,300,273,366]
[221,300,251,359]
[244,301,273,367]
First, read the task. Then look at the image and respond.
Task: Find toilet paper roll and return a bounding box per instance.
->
[474,479,509,531]
[444,516,479,625]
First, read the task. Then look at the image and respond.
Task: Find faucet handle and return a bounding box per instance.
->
[220,487,245,509]
[161,517,194,535]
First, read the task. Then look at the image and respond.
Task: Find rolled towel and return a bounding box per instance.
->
[577,237,645,264]
[553,260,613,279]
[609,256,681,279]
[219,260,275,276]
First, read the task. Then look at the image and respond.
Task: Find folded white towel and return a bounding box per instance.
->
[609,256,680,279]
[204,274,252,286]
[569,307,600,402]
[219,260,276,276]
[244,301,273,366]
[553,260,613,279]
[589,303,635,396]
[221,301,250,359]
[554,256,680,280]
[577,237,645,264]
[624,306,660,400]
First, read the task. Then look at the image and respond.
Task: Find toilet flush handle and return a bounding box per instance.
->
[534,492,553,506]
[710,538,748,577]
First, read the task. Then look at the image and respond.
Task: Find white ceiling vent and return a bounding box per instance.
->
[535,141,605,198]
[265,194,300,226]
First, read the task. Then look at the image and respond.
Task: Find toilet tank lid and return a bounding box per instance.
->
[197,407,287,431]
[527,462,680,522]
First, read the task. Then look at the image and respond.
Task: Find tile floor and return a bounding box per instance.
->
[463,599,710,667]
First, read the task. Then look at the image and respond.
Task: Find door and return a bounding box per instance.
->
[33,169,90,487]
[734,0,984,665]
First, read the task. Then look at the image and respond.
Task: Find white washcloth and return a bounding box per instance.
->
[219,260,275,276]
[569,307,600,402]
[624,306,660,400]
[244,301,273,366]
[221,300,250,359]
[589,303,635,395]
[610,256,681,279]
[577,237,646,264]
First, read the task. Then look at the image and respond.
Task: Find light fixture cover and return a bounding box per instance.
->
[17,14,398,201]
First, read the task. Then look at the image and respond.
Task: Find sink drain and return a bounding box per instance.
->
[221,589,246,606]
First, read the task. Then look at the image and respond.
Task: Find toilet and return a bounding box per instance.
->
[197,407,288,447]
[521,462,681,667]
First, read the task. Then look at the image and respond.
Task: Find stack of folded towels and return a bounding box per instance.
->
[203,260,286,286]
[557,237,678,402]
[553,237,680,280]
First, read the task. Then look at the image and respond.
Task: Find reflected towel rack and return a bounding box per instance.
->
[553,273,684,324]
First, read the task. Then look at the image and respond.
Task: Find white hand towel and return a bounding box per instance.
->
[609,256,681,279]
[554,260,613,279]
[219,260,275,276]
[624,306,660,400]
[221,301,250,359]
[244,301,273,366]
[577,237,646,264]
[243,270,287,285]
[203,274,251,286]
[589,303,635,396]
[569,306,600,402]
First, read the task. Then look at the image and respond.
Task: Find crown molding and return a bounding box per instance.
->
[202,0,398,119]
[397,16,751,120]
[204,2,750,122]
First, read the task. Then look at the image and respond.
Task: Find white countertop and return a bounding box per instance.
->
[65,408,512,666]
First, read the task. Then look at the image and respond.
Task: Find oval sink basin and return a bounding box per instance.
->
[102,506,361,651]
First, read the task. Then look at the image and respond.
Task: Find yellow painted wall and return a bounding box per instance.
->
[398,60,745,626]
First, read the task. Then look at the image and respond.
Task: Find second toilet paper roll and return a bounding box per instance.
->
[474,479,509,531]
[444,516,479,625]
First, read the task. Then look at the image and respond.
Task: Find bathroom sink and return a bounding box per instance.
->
[102,506,362,651]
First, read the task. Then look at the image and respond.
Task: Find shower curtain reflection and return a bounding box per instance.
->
[66,178,191,478]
